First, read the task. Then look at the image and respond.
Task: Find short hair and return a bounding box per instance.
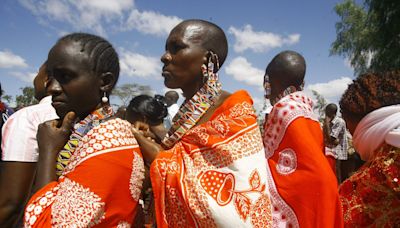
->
[127,95,168,125]
[57,33,120,87]
[267,50,306,88]
[178,19,228,67]
[325,103,338,114]
[340,71,400,120]
[165,91,179,103]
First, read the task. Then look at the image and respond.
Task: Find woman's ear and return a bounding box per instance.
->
[99,72,117,93]
[206,50,220,73]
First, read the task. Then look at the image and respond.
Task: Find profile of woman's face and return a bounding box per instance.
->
[46,40,102,119]
[160,23,207,90]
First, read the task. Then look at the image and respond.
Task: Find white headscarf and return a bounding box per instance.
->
[353,105,400,161]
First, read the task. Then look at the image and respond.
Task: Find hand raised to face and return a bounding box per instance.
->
[37,111,77,158]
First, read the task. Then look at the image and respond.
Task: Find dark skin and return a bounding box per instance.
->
[323,106,339,146]
[0,63,47,227]
[33,40,117,192]
[132,21,231,165]
[125,111,167,144]
[265,51,306,103]
[164,91,179,107]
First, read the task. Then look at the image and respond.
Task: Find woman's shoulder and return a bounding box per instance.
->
[210,90,255,118]
[82,117,137,149]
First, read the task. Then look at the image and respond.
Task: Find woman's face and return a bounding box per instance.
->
[46,40,102,119]
[161,23,207,94]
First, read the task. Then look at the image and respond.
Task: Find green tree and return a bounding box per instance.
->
[331,0,400,74]
[111,83,153,107]
[1,89,13,104]
[15,86,37,107]
[2,95,13,104]
[312,90,327,122]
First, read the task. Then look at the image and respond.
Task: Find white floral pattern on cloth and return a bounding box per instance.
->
[263,91,318,158]
[24,186,60,227]
[164,185,191,227]
[198,169,272,226]
[130,153,145,201]
[154,94,273,227]
[62,119,138,176]
[276,148,297,175]
[50,178,105,227]
[117,221,131,228]
[191,127,263,169]
[265,164,299,228]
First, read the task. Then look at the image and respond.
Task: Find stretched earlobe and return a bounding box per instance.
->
[99,72,117,93]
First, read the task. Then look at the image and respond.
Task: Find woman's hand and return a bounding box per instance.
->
[131,124,163,166]
[33,112,77,193]
[37,112,77,157]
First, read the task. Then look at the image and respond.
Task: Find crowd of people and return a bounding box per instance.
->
[0,19,398,227]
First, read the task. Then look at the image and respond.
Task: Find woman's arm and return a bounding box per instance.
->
[0,162,36,227]
[131,126,162,166]
[33,112,76,192]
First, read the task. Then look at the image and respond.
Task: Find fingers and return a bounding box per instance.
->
[131,125,140,134]
[60,111,76,131]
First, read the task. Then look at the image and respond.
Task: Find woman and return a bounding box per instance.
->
[339,71,400,227]
[24,33,144,227]
[126,94,168,143]
[125,94,168,226]
[132,19,272,227]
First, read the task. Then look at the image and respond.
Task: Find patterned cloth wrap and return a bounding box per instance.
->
[340,105,400,227]
[263,91,343,228]
[151,91,273,228]
[24,108,145,227]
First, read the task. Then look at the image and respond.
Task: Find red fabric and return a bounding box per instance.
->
[263,92,343,227]
[151,90,272,227]
[326,155,337,174]
[340,145,400,227]
[24,119,144,227]
[268,118,343,227]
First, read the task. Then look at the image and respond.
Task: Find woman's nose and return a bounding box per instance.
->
[46,78,62,96]
[161,52,172,64]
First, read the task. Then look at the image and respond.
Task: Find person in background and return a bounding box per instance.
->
[23,33,144,227]
[0,82,14,158]
[323,103,348,182]
[126,94,168,143]
[163,90,179,129]
[132,19,273,227]
[0,63,58,227]
[115,106,127,119]
[339,71,400,227]
[125,94,168,227]
[263,50,343,227]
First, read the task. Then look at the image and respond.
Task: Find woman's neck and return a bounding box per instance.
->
[182,79,203,101]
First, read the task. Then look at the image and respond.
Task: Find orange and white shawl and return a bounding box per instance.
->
[263,91,343,227]
[24,118,145,227]
[151,90,272,227]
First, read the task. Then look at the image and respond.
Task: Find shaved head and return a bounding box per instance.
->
[174,19,228,67]
[265,50,306,102]
[266,50,306,89]
[325,103,338,118]
[164,90,179,106]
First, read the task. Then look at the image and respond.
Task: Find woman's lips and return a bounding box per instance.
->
[51,101,65,108]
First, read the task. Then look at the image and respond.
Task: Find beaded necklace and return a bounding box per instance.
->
[56,105,114,177]
[161,55,222,149]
